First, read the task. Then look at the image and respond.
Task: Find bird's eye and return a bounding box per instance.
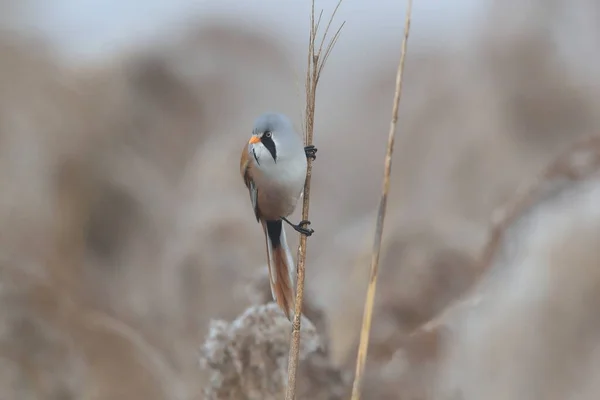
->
[264,131,272,138]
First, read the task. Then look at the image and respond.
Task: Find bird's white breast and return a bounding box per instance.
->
[259,147,307,194]
[251,144,307,218]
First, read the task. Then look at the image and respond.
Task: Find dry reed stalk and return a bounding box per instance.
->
[477,135,600,274]
[350,1,413,399]
[411,134,600,337]
[284,2,345,400]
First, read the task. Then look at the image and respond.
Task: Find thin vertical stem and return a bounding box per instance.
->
[285,1,344,399]
[350,1,413,399]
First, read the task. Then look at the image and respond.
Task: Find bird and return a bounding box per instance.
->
[240,112,317,320]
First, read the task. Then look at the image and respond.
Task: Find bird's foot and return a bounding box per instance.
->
[304,145,317,161]
[294,220,314,236]
[282,217,314,236]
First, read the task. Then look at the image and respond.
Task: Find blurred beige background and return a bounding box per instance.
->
[0,0,599,399]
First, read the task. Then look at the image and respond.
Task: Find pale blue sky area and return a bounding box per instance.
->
[12,0,489,61]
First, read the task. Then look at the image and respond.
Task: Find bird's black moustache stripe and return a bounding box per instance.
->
[261,135,277,162]
[252,147,260,165]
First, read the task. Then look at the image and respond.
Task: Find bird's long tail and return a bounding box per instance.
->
[261,219,296,321]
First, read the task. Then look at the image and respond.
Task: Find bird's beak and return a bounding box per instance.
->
[249,136,261,144]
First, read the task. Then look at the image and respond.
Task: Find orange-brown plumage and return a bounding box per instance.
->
[241,141,295,320]
[260,220,295,320]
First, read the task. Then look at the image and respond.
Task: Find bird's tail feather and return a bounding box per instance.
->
[262,219,296,321]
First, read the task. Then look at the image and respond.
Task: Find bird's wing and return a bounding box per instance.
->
[240,144,261,221]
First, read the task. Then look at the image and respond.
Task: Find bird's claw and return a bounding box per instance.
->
[304,145,317,161]
[281,217,315,236]
[294,220,314,236]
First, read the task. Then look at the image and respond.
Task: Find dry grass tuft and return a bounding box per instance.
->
[199,303,348,400]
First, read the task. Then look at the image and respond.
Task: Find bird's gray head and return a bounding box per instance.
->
[248,112,302,164]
